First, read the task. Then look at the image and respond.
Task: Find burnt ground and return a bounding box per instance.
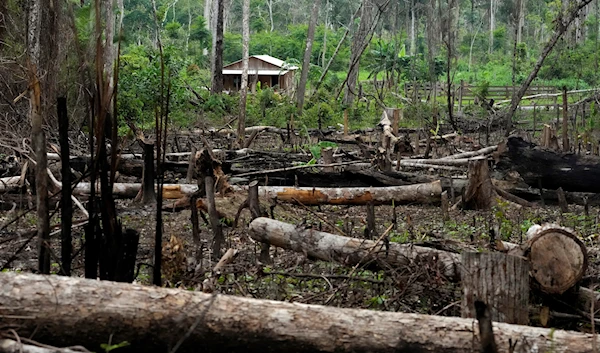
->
[1,128,600,332]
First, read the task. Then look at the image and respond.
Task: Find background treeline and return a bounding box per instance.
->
[1,0,599,133]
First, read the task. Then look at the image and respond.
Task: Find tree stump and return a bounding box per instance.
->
[461,252,529,324]
[463,157,494,210]
[511,224,587,294]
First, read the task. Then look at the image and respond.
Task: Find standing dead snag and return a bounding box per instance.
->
[234,181,270,262]
[195,148,229,260]
[57,97,72,276]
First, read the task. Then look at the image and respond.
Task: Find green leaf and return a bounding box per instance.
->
[309,145,322,159]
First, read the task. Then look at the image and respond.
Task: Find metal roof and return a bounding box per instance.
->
[223,55,299,70]
[223,69,291,75]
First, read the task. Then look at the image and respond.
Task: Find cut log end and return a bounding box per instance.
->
[527,225,587,294]
[513,224,588,294]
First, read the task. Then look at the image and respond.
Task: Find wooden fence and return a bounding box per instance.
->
[403,81,559,110]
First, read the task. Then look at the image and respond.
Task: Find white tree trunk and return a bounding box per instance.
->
[238,0,250,145]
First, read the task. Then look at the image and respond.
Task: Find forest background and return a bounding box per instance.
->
[1,0,598,135]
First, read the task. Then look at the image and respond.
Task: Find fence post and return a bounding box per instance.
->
[532,102,537,138]
[458,80,464,112]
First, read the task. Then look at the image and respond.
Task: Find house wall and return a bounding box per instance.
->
[222,71,295,92]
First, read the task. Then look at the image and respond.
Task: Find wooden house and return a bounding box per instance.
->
[223,55,297,94]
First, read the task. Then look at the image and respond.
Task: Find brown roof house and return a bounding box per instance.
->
[223,55,298,94]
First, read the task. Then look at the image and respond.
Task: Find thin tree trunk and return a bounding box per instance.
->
[206,175,224,260]
[27,0,51,274]
[204,0,211,56]
[313,5,360,92]
[489,0,495,53]
[211,0,224,94]
[238,0,250,146]
[296,0,320,114]
[58,97,72,276]
[343,0,373,106]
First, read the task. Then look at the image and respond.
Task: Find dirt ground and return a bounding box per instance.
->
[1,128,599,332]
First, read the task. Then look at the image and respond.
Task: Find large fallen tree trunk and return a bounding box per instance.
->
[249,217,460,279]
[498,136,600,193]
[2,272,600,353]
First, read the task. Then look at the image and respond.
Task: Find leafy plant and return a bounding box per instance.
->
[101,341,130,352]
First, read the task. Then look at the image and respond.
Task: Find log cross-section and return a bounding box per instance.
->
[511,224,588,294]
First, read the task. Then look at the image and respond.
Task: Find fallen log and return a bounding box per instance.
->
[498,136,600,193]
[39,175,443,206]
[249,217,459,279]
[2,272,600,353]
[254,181,442,205]
[251,218,589,294]
[441,145,498,160]
[399,158,473,166]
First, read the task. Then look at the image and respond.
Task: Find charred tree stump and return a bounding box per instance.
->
[463,157,494,210]
[141,141,156,204]
[461,252,529,325]
[364,202,376,239]
[510,224,587,294]
[474,301,499,353]
[114,229,140,283]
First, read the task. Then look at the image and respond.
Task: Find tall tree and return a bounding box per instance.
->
[238,0,250,146]
[211,0,224,94]
[296,0,320,114]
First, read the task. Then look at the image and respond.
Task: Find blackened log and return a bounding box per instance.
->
[498,137,600,193]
